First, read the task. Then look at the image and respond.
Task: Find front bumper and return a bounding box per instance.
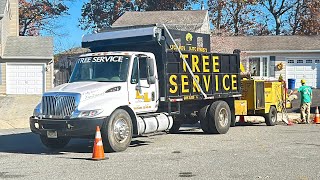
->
[29,116,106,138]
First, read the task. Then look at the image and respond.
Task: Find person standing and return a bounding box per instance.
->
[292,79,313,123]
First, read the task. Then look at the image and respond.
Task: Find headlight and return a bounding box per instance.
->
[33,103,42,116]
[72,109,103,118]
[106,86,121,93]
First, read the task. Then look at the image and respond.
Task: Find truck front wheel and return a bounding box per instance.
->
[208,101,231,134]
[40,135,70,149]
[264,106,277,126]
[101,109,133,152]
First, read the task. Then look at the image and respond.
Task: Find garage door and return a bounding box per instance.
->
[6,64,44,94]
[286,59,320,88]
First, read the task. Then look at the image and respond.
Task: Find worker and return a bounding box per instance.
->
[291,79,313,124]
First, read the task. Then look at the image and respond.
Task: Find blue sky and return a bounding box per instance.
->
[53,0,86,53]
[52,1,206,54]
[51,1,284,54]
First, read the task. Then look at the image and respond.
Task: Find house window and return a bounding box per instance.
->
[297,60,303,63]
[288,60,294,64]
[262,57,268,76]
[315,60,319,63]
[306,60,312,63]
[248,56,269,77]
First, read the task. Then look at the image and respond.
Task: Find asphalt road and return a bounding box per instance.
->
[0,124,320,180]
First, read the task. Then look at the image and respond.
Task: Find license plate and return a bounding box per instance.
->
[47,130,57,138]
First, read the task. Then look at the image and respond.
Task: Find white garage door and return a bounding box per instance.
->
[6,64,45,94]
[286,59,320,88]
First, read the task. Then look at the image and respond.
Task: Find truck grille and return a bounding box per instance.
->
[42,95,76,117]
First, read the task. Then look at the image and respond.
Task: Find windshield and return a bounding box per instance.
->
[69,55,131,83]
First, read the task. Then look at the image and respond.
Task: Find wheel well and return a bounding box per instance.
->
[270,105,277,112]
[119,106,138,135]
[225,98,235,109]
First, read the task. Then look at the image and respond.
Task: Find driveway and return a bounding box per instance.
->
[0,95,41,129]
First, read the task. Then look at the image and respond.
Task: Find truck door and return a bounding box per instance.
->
[128,55,158,113]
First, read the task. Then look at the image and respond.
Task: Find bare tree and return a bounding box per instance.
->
[208,0,259,36]
[259,0,296,35]
[19,0,70,36]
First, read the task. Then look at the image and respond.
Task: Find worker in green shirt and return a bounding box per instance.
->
[292,79,313,123]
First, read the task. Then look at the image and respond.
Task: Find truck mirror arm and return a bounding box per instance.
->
[135,84,151,90]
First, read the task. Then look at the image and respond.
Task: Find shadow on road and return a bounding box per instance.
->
[0,132,92,154]
[0,132,152,154]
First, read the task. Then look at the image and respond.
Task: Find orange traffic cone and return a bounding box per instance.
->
[287,120,294,126]
[239,115,245,123]
[91,126,106,160]
[314,107,320,124]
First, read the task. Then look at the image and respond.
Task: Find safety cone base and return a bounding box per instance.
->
[91,157,108,161]
[314,106,320,124]
[91,126,107,161]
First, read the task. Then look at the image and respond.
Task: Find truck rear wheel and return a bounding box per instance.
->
[101,109,133,152]
[264,106,277,126]
[40,135,70,149]
[208,101,231,134]
[169,115,182,134]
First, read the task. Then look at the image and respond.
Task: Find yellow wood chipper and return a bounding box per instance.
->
[233,64,291,126]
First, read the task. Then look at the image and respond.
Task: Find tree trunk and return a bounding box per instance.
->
[275,16,281,35]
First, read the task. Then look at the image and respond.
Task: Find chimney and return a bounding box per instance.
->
[201,1,204,10]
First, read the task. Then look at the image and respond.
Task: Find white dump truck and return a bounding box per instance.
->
[30,25,242,152]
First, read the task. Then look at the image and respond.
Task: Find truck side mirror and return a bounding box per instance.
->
[147,76,156,84]
[146,58,156,84]
[146,58,154,76]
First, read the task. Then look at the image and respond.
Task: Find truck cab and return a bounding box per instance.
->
[30,51,173,152]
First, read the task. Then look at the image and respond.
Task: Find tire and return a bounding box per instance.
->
[40,135,70,149]
[198,105,210,133]
[169,115,182,134]
[208,101,231,134]
[229,102,236,127]
[101,109,133,152]
[264,106,277,126]
[230,114,236,127]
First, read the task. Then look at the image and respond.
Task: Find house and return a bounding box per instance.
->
[211,35,320,88]
[0,0,53,95]
[112,10,210,34]
[54,47,90,86]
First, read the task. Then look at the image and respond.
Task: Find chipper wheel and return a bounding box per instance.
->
[264,106,277,126]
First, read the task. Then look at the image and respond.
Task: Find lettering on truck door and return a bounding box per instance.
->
[128,56,158,113]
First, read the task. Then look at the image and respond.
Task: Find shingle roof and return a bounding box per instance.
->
[211,35,320,53]
[112,10,208,32]
[0,0,7,15]
[3,36,53,58]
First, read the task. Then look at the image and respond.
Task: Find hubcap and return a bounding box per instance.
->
[219,108,228,127]
[113,118,130,142]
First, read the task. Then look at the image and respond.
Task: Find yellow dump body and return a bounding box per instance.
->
[237,79,286,115]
